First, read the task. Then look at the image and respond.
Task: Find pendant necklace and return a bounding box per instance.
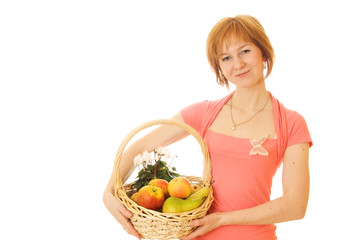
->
[230,94,270,131]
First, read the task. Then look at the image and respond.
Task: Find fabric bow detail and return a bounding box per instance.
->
[249,134,269,156]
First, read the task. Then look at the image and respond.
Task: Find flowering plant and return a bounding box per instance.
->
[132,147,180,190]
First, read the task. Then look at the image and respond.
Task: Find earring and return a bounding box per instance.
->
[263,61,267,69]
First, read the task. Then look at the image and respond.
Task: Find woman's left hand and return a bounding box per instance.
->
[180,212,224,240]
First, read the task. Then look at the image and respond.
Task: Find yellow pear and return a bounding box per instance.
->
[186,186,210,200]
[191,184,202,194]
[162,196,206,213]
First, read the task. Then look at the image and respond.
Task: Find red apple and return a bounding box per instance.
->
[168,177,192,198]
[149,179,169,197]
[137,185,165,210]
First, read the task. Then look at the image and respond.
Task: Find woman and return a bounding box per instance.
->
[103,15,312,240]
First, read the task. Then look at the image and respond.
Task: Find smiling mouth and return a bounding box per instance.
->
[235,70,250,77]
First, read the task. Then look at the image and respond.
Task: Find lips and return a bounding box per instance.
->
[235,70,250,77]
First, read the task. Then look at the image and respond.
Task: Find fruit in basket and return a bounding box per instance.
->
[137,185,165,210]
[162,196,207,213]
[186,186,210,200]
[191,184,202,194]
[168,177,192,198]
[149,179,169,197]
[162,186,210,213]
[132,148,180,191]
[130,192,139,203]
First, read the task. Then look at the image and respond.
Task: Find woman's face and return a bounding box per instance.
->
[219,40,265,88]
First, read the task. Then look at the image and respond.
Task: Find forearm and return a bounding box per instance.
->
[184,144,310,240]
[219,196,306,226]
[106,114,189,189]
[120,141,144,183]
[220,144,310,226]
[104,141,143,195]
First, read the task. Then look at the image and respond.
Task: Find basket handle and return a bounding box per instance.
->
[113,119,212,190]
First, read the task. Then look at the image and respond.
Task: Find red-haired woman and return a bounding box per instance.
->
[103,15,312,240]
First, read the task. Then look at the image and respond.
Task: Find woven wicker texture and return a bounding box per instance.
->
[113,119,213,239]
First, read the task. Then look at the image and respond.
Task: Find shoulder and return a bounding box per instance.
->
[282,105,313,147]
[270,92,308,129]
[180,95,231,136]
[181,95,230,115]
[283,106,307,129]
[270,91,313,148]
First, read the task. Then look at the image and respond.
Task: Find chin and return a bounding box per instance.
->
[234,77,265,89]
[234,81,258,89]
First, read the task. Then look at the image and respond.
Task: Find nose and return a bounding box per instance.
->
[233,57,245,70]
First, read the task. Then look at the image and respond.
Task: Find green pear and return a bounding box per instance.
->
[162,196,206,213]
[186,186,210,200]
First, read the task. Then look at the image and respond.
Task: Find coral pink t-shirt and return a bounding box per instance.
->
[180,92,312,240]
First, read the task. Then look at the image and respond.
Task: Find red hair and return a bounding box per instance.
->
[206,15,275,88]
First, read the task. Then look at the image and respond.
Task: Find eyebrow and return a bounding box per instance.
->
[219,43,251,56]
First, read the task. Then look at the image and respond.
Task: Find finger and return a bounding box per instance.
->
[181,220,202,239]
[118,203,133,218]
[113,196,133,218]
[189,219,202,228]
[181,227,204,240]
[181,232,194,240]
[104,194,129,219]
[123,221,142,239]
[105,194,141,239]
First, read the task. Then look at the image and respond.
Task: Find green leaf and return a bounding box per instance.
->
[146,173,154,180]
[140,172,150,179]
[137,169,147,178]
[131,151,181,190]
[159,161,167,167]
[169,171,180,178]
[132,179,148,190]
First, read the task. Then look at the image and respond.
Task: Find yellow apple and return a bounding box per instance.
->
[168,177,192,198]
[149,179,169,197]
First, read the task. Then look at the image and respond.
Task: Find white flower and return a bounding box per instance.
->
[134,154,143,166]
[141,150,149,161]
[134,148,173,167]
[141,151,154,165]
[153,154,159,162]
[156,147,171,158]
[134,150,155,167]
[164,149,171,159]
[155,147,164,155]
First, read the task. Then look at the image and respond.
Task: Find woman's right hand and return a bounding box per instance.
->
[103,190,142,239]
[103,113,187,239]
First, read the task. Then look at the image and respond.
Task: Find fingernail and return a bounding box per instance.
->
[126,212,132,218]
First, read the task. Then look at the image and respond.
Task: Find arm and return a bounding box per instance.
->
[118,113,190,183]
[103,113,189,239]
[182,142,310,239]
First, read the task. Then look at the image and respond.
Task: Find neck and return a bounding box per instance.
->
[232,82,269,111]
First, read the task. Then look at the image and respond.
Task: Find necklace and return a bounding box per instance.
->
[230,94,270,131]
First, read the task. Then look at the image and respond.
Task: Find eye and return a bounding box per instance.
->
[222,56,231,62]
[240,49,250,55]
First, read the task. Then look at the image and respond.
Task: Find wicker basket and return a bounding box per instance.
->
[113,119,213,239]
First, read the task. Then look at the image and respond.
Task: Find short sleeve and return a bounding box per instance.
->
[180,100,210,137]
[286,110,313,148]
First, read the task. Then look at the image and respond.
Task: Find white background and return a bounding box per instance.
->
[1,0,341,239]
